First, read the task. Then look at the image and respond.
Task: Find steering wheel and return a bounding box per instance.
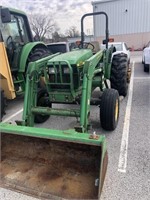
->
[6,36,16,63]
[6,36,15,50]
[77,42,95,50]
[86,42,95,50]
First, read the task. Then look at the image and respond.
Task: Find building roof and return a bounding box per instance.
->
[92,0,120,5]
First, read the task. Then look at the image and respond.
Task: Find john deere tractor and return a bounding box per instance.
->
[0,6,50,120]
[20,11,129,130]
[0,11,130,200]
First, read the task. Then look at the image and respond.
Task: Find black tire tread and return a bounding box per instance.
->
[110,53,128,97]
[34,89,51,123]
[26,46,51,71]
[100,89,119,131]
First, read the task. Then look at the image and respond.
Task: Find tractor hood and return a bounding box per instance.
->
[48,49,93,66]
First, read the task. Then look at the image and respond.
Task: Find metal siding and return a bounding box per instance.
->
[93,0,150,37]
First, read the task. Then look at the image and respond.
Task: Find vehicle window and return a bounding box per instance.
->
[124,43,128,50]
[148,41,150,47]
[47,44,67,53]
[113,44,122,51]
[69,42,78,51]
[101,43,123,51]
[1,14,29,45]
[100,45,106,50]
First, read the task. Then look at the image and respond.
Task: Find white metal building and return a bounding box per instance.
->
[92,0,150,49]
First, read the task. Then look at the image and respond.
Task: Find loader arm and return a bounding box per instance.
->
[22,53,60,126]
[20,50,104,132]
[80,50,104,132]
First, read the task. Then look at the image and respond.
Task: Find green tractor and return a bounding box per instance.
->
[0,12,129,199]
[0,6,50,120]
[21,11,129,130]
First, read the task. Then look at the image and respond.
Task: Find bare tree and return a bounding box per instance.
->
[29,14,57,41]
[52,31,60,42]
[51,31,67,42]
[65,26,80,38]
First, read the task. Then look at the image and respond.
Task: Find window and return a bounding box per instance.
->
[47,44,67,53]
[1,14,30,46]
[113,44,122,51]
[124,43,128,51]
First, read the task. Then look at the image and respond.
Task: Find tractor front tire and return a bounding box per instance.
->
[100,89,119,131]
[34,89,51,123]
[110,53,128,97]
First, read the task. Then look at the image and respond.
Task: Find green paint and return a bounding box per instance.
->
[21,45,113,132]
[0,123,106,147]
[48,49,93,66]
[19,42,48,72]
[31,107,80,117]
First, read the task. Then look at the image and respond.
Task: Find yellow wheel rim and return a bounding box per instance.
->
[115,99,119,122]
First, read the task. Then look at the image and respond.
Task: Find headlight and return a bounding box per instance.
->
[63,68,70,74]
[49,68,55,74]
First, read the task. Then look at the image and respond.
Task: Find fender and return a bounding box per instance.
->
[19,42,48,72]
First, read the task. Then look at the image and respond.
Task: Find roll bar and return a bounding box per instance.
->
[81,12,109,49]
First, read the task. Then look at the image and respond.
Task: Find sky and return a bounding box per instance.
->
[1,0,98,34]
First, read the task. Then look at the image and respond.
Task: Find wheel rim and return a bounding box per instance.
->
[115,99,119,122]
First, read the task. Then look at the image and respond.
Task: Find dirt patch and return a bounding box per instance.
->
[1,133,103,199]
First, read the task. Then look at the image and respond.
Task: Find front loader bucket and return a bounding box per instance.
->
[0,124,108,200]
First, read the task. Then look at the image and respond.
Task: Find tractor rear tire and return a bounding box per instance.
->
[27,46,51,88]
[110,53,128,97]
[0,90,6,121]
[34,89,51,123]
[28,47,50,62]
[100,89,119,131]
[27,46,51,71]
